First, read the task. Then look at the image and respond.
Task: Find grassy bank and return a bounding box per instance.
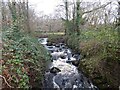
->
[1,26,50,88]
[66,26,120,88]
[33,31,65,38]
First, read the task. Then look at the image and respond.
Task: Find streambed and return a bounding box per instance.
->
[38,38,98,89]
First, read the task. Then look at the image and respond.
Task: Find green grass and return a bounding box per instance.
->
[43,32,65,35]
[33,31,65,37]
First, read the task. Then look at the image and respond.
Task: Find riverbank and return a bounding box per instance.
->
[2,28,50,88]
[47,33,120,89]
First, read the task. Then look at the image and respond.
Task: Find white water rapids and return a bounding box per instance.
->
[38,38,98,89]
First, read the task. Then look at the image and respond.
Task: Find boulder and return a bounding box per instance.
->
[50,67,61,74]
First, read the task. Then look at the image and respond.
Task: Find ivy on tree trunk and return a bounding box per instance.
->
[75,0,80,35]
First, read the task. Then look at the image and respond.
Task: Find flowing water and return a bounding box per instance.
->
[39,38,98,89]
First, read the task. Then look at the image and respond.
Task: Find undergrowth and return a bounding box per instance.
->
[2,25,50,88]
[66,25,120,88]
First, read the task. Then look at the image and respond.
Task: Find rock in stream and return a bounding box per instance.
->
[38,38,98,89]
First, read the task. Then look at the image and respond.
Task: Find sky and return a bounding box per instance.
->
[28,0,117,15]
[29,0,62,15]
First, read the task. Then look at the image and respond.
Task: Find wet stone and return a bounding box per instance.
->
[39,38,98,89]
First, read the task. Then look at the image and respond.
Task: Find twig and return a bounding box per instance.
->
[0,75,14,88]
[83,2,112,14]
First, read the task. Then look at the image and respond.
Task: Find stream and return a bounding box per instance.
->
[38,38,98,89]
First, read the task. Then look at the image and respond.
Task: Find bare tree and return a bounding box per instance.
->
[26,0,30,33]
[1,0,7,29]
[64,0,69,35]
[75,0,81,35]
[117,1,120,43]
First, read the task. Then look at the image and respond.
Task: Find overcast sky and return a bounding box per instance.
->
[28,0,116,15]
[29,0,62,15]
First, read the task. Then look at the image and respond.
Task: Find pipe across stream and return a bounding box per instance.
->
[38,38,98,89]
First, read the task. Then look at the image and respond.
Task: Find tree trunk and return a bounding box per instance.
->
[1,1,7,30]
[26,0,30,33]
[75,0,80,35]
[65,0,69,35]
[11,0,17,23]
[118,1,120,44]
[72,1,76,32]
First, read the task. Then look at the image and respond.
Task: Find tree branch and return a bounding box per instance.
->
[0,75,14,88]
[83,2,112,14]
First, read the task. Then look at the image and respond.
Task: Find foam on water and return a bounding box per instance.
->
[38,38,48,45]
[39,38,98,89]
[52,60,78,75]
